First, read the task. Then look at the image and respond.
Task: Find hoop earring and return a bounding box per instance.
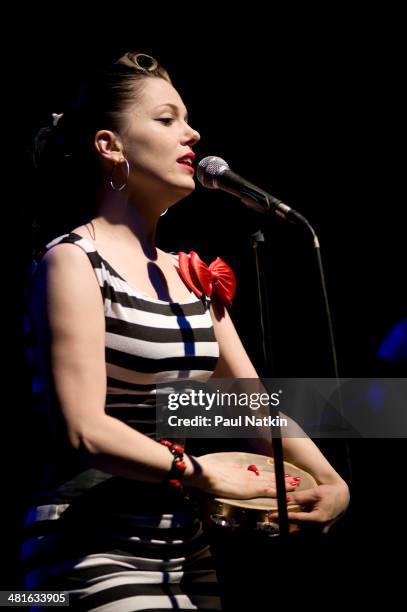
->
[160,209,168,217]
[110,158,130,191]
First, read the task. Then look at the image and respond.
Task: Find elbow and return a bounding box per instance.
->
[67,428,83,451]
[67,421,103,456]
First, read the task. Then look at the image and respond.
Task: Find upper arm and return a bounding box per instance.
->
[209,295,259,378]
[30,244,107,448]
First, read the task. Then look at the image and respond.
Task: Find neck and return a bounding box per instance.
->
[93,188,168,259]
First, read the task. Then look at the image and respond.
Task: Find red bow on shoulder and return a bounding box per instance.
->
[178,251,236,307]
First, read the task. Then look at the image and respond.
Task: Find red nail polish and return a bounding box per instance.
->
[168,479,182,488]
[247,464,260,476]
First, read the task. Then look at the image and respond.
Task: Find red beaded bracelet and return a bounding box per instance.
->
[160,439,187,489]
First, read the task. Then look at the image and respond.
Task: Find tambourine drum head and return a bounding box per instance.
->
[203,452,317,511]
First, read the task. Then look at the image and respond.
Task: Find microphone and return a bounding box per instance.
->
[197,156,307,224]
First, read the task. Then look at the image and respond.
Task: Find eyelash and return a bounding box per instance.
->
[157,118,174,125]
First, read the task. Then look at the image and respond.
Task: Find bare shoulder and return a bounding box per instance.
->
[36,242,97,283]
[209,293,227,322]
[31,243,103,316]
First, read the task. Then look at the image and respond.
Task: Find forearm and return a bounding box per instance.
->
[281,435,345,485]
[77,414,201,486]
[246,418,347,486]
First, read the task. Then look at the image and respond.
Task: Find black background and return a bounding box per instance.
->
[5,6,406,606]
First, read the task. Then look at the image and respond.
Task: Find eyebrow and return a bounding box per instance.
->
[154,103,189,122]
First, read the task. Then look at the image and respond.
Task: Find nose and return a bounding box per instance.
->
[184,124,200,146]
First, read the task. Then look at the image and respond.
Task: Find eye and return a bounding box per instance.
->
[157,117,174,125]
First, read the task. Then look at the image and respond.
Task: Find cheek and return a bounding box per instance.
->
[123,129,179,176]
[130,137,173,165]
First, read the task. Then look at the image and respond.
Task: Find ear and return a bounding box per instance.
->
[94,130,124,163]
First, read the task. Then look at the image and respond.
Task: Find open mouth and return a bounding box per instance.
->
[177,159,195,172]
[176,152,196,172]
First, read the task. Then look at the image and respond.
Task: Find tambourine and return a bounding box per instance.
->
[199,452,317,536]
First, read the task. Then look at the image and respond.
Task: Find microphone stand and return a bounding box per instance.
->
[251,214,352,540]
[251,229,289,538]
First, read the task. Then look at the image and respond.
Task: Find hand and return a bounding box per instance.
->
[187,455,298,500]
[269,481,350,529]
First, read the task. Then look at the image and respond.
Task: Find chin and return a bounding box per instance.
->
[172,179,196,197]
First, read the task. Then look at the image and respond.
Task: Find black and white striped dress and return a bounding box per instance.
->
[23,232,222,611]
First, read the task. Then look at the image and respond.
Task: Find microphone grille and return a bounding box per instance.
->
[197,156,230,189]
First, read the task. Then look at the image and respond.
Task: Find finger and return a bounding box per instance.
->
[287,511,325,523]
[290,489,319,504]
[260,475,295,491]
[262,475,296,491]
[268,510,323,523]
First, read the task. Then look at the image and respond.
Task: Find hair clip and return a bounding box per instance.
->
[52,113,63,127]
